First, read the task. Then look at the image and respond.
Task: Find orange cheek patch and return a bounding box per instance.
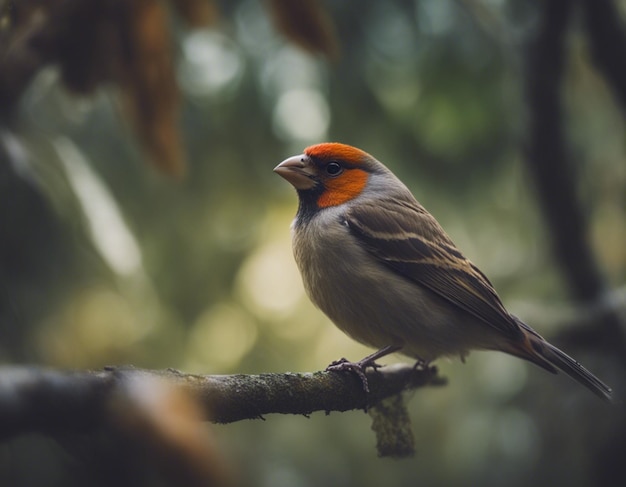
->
[317,169,368,208]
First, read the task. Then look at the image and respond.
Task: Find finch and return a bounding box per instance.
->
[274,142,612,401]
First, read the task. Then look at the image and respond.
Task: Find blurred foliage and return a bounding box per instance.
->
[0,0,625,486]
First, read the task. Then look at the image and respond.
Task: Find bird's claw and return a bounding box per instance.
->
[327,357,350,368]
[326,357,383,393]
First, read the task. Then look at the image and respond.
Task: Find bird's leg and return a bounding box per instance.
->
[326,345,402,393]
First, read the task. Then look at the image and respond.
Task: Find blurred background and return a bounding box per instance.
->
[0,0,625,486]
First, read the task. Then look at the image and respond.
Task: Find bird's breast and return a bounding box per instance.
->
[291,208,503,360]
[293,210,429,354]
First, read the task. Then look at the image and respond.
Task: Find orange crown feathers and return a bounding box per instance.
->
[304,143,369,164]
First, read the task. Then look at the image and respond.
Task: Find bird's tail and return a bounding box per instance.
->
[503,318,613,402]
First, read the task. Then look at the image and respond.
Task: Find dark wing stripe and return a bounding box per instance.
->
[441,243,465,260]
[366,235,437,261]
[347,202,520,338]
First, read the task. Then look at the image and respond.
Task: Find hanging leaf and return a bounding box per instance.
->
[170,0,219,28]
[1,0,185,177]
[266,0,339,61]
[115,0,185,178]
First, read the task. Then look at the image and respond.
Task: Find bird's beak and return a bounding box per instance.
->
[273,155,317,190]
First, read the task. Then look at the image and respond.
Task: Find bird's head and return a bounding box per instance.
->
[274,143,391,211]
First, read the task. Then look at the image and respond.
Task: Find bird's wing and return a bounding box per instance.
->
[346,199,520,338]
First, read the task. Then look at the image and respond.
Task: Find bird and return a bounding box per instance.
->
[273,142,613,401]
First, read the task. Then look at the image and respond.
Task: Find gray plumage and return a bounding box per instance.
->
[275,143,613,401]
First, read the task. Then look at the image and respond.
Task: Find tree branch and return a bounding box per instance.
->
[522,0,626,354]
[524,0,599,304]
[0,364,445,457]
[172,364,444,424]
[582,0,626,114]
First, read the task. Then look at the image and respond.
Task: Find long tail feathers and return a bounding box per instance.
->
[537,339,613,402]
[506,321,613,402]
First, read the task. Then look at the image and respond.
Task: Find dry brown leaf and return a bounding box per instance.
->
[116,0,185,178]
[170,0,219,28]
[2,0,185,177]
[266,0,339,61]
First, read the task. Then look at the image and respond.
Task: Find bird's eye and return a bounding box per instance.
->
[325,162,343,176]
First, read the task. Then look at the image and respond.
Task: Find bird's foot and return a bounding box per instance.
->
[326,345,402,393]
[326,357,381,393]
